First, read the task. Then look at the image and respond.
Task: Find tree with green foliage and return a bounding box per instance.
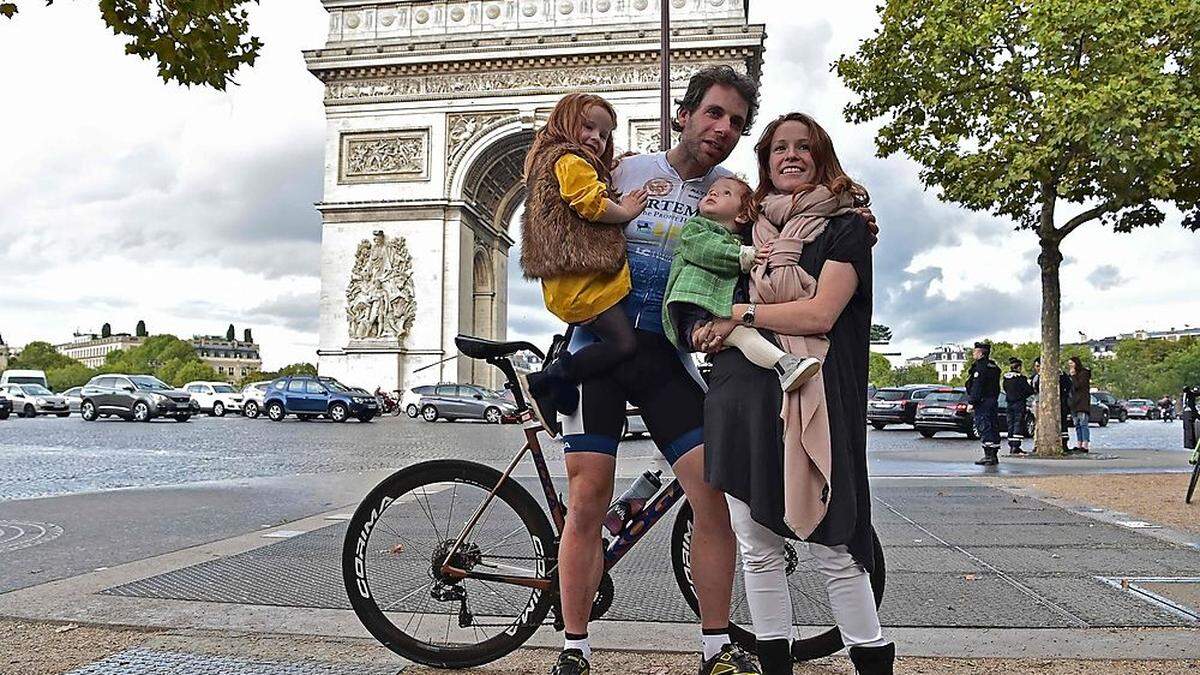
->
[0,0,261,90]
[10,341,79,371]
[836,0,1200,453]
[240,362,317,385]
[869,324,893,344]
[100,334,218,386]
[868,351,894,387]
[47,363,95,391]
[891,363,939,387]
[135,320,147,337]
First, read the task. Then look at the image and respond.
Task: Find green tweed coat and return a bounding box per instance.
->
[663,215,746,350]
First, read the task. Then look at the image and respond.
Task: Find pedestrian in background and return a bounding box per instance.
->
[1067,356,1092,454]
[967,342,1002,466]
[1002,357,1034,455]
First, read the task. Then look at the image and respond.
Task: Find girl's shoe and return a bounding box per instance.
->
[776,354,822,393]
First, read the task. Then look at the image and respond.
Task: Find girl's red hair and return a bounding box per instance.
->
[524,93,617,185]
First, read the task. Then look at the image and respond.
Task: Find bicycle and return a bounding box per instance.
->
[1182,387,1199,503]
[341,334,885,668]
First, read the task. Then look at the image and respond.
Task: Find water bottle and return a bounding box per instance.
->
[603,470,663,535]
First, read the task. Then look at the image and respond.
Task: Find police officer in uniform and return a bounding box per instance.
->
[1032,357,1073,453]
[968,342,1003,466]
[1002,357,1035,455]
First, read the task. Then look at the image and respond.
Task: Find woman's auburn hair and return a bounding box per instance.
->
[523,93,617,185]
[752,112,870,207]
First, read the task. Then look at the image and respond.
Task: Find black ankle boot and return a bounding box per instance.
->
[756,638,791,675]
[790,629,843,662]
[848,643,895,675]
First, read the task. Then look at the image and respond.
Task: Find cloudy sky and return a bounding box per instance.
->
[1,1,1196,370]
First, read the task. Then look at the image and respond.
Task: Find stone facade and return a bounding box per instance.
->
[55,333,146,369]
[191,336,263,382]
[305,0,764,391]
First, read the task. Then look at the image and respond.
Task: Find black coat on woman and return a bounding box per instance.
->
[704,212,875,571]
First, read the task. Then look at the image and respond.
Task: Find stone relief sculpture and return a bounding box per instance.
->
[346,230,416,343]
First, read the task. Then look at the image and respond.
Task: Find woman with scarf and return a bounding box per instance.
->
[692,112,893,675]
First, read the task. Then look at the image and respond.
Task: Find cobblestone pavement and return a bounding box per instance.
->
[0,414,1188,501]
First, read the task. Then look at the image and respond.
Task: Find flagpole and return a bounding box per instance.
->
[659,0,671,151]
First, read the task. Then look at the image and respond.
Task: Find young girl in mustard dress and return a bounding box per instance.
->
[519,93,648,415]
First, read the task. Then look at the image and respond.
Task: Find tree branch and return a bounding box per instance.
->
[1057,200,1122,239]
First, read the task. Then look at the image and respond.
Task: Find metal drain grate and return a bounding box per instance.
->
[1096,576,1200,623]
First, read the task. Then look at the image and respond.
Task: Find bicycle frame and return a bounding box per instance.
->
[438,352,686,593]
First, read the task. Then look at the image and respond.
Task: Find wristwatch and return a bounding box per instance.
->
[740,303,757,326]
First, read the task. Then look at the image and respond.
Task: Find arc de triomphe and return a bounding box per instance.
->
[305,0,764,390]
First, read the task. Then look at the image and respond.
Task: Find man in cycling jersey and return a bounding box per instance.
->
[548,66,761,675]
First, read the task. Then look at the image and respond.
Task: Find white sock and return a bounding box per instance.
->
[564,634,591,660]
[701,631,731,660]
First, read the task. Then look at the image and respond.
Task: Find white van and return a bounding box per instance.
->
[0,370,48,388]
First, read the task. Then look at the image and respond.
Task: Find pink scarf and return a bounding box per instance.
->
[751,186,855,538]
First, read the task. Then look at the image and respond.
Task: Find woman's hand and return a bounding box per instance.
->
[610,150,639,171]
[855,207,880,246]
[692,318,739,354]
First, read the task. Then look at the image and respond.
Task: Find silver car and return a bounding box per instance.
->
[0,383,70,418]
[418,383,518,423]
[59,386,84,413]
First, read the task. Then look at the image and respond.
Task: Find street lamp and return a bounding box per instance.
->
[659,0,671,151]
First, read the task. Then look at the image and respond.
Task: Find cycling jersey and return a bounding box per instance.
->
[611,153,733,335]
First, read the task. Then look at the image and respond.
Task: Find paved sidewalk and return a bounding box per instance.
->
[2,476,1199,673]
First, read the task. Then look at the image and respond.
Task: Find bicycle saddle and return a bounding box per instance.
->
[455,335,545,360]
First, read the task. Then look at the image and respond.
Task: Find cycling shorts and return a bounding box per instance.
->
[560,328,705,464]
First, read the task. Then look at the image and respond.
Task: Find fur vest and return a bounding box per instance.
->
[519,141,626,280]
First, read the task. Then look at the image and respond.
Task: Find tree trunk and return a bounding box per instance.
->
[1035,239,1064,455]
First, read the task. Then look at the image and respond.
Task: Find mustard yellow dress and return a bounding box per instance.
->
[540,154,632,324]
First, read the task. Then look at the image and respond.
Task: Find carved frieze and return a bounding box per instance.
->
[346,230,416,344]
[338,129,430,184]
[629,120,681,155]
[325,59,743,104]
[447,111,518,165]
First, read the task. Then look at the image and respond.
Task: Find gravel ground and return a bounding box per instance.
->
[0,619,158,675]
[990,472,1200,534]
[3,619,1198,675]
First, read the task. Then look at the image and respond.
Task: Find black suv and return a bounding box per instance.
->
[867,384,942,428]
[0,390,10,420]
[80,374,197,422]
[1092,391,1128,422]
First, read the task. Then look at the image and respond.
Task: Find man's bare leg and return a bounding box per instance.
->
[670,445,735,630]
[557,452,616,656]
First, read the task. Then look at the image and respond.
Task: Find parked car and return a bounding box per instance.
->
[418,383,519,423]
[0,383,70,418]
[1029,394,1109,426]
[0,391,9,420]
[79,374,196,422]
[1092,391,1128,422]
[404,385,436,418]
[239,381,271,418]
[262,375,378,423]
[183,381,244,417]
[913,388,977,438]
[0,369,48,388]
[1126,398,1158,419]
[59,386,84,413]
[867,384,942,429]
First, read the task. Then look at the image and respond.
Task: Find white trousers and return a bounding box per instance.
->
[727,495,885,646]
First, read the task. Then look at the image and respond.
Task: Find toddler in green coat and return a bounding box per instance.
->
[663,176,820,392]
